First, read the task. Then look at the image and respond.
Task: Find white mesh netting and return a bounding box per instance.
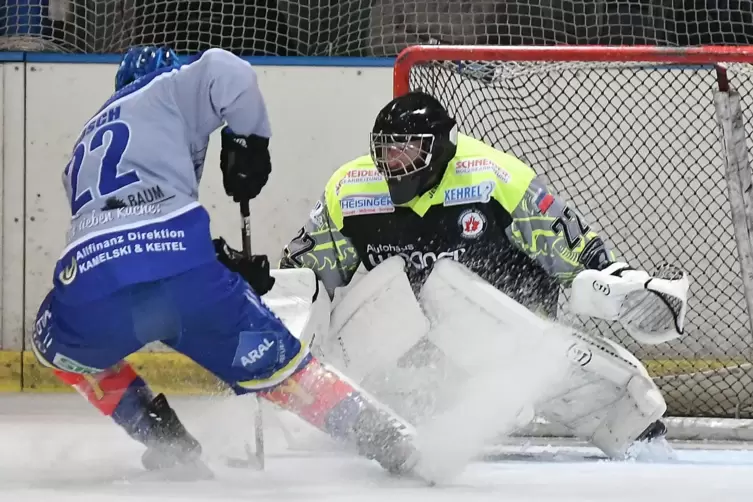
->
[406,54,753,418]
[1,0,753,55]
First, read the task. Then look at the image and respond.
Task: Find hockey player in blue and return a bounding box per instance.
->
[31,46,416,476]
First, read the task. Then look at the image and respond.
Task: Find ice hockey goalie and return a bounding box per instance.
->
[274,91,689,461]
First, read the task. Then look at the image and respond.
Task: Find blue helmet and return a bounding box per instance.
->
[115,46,181,91]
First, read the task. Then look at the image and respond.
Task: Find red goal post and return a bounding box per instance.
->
[393,45,753,436]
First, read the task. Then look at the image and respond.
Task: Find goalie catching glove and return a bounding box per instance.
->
[570,262,689,345]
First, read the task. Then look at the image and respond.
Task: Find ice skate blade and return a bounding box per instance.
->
[222,442,265,470]
[141,458,215,482]
[222,455,264,470]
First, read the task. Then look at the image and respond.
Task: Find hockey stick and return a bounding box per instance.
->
[239,199,266,470]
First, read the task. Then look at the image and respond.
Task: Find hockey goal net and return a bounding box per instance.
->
[395,45,753,423]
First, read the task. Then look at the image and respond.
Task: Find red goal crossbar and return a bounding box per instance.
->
[393,45,753,97]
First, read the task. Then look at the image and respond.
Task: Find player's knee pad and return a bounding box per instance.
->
[36,293,153,422]
[226,279,313,391]
[535,331,667,458]
[323,256,430,384]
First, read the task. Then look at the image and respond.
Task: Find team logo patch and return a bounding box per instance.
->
[458,209,487,239]
[233,331,284,371]
[567,343,593,367]
[58,257,78,285]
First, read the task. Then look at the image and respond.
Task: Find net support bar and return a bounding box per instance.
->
[517,415,753,442]
[714,88,753,358]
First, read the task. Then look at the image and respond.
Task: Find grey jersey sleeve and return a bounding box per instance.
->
[279,194,362,299]
[172,48,272,140]
[505,177,616,286]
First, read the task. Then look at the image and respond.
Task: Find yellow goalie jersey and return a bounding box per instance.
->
[280,133,615,316]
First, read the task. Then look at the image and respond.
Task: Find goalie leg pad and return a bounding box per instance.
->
[265,267,329,348]
[419,259,666,458]
[537,332,667,458]
[419,259,574,431]
[420,257,564,372]
[324,256,430,383]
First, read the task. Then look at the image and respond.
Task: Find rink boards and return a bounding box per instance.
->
[0,55,752,421]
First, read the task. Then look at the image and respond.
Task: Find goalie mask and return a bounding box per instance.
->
[370,92,458,205]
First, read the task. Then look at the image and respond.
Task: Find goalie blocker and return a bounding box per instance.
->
[310,255,688,460]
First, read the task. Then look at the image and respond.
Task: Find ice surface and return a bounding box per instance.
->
[2,393,753,502]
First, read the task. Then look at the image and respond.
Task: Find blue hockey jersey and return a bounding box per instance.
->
[53,48,271,303]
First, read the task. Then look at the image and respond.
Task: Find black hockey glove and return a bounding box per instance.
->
[219,127,271,203]
[213,237,275,295]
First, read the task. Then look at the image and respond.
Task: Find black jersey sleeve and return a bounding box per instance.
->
[279,193,362,299]
[504,177,616,286]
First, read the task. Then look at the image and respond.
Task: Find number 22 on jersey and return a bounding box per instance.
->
[63,120,139,217]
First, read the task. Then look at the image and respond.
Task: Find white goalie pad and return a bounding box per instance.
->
[534,331,667,458]
[305,256,667,460]
[418,259,571,432]
[419,259,667,459]
[265,268,330,348]
[570,262,689,345]
[420,258,566,372]
[323,256,430,383]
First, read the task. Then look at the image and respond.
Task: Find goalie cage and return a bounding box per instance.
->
[394,45,753,442]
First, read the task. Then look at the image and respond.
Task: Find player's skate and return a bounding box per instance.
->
[626,419,674,460]
[347,398,419,474]
[131,393,212,478]
[634,419,668,443]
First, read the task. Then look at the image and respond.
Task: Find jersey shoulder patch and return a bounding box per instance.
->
[440,135,537,212]
[326,156,387,198]
[324,156,392,229]
[451,135,535,184]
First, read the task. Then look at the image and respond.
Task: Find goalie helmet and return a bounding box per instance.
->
[370,91,458,205]
[115,46,182,91]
